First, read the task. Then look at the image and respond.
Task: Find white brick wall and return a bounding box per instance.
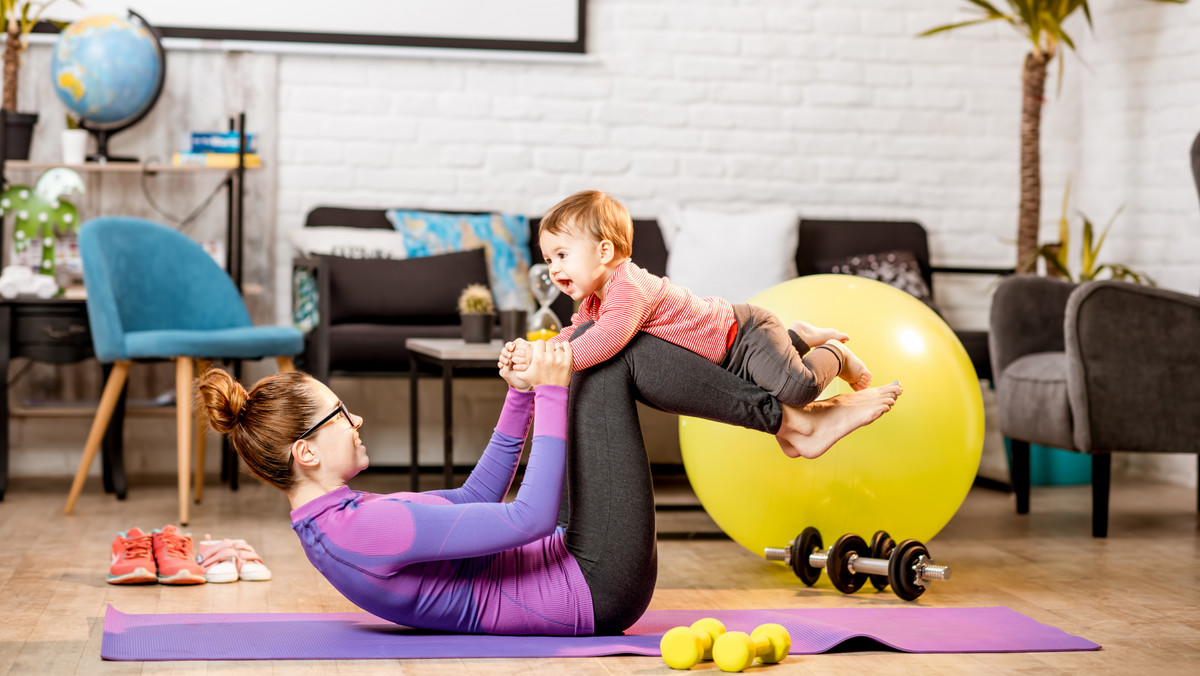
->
[271,0,1198,487]
[9,2,1197,490]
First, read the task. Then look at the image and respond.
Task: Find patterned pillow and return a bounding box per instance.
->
[293,267,319,333]
[386,210,532,311]
[817,249,937,309]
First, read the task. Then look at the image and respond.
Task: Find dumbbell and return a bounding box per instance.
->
[764,527,951,600]
[711,623,790,672]
[660,617,726,670]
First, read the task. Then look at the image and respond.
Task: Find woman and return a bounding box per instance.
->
[197,335,899,636]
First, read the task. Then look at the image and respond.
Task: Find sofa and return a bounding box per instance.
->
[293,206,667,383]
[292,207,1006,385]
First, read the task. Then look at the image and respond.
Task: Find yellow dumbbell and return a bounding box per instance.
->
[711,623,791,672]
[660,617,727,670]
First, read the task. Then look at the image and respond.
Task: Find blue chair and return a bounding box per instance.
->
[65,217,304,525]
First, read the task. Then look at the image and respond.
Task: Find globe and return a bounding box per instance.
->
[50,13,165,161]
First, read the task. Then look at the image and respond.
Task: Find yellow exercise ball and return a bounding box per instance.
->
[680,275,984,557]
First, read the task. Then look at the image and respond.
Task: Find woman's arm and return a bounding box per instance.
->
[312,385,570,567]
[430,387,534,505]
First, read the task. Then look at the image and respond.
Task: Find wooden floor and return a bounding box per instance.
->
[1,470,1198,674]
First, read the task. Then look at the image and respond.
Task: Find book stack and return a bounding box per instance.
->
[172,132,261,168]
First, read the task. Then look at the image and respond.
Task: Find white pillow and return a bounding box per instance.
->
[288,226,409,260]
[664,207,798,302]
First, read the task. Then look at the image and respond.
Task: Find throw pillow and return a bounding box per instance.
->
[816,249,937,308]
[386,210,532,311]
[663,206,799,302]
[326,249,490,324]
[288,226,409,260]
[292,267,319,333]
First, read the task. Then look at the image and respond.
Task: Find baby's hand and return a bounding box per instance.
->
[498,338,526,369]
[499,360,533,391]
[507,339,533,372]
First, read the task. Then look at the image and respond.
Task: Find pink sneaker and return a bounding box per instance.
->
[151,525,207,585]
[232,539,271,581]
[197,537,240,583]
[108,527,156,585]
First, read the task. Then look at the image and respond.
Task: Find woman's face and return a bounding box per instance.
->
[305,381,368,479]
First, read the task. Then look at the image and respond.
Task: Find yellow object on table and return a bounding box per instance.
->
[525,328,559,342]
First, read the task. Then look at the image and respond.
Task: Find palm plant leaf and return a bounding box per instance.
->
[1033,244,1072,278]
[1089,206,1124,267]
[1056,179,1072,271]
[1080,213,1096,275]
[966,0,1008,14]
[1098,263,1156,286]
[919,17,1009,37]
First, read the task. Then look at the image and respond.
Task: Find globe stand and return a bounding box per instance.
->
[68,10,166,164]
[86,128,138,164]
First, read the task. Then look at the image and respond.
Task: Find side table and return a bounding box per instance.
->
[406,338,505,491]
[0,298,124,500]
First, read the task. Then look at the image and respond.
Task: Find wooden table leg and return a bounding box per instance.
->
[0,304,10,501]
[410,355,420,492]
[443,364,454,489]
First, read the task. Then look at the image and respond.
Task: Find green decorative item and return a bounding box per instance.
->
[921,0,1189,274]
[0,167,85,275]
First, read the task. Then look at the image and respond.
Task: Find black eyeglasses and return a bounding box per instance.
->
[298,401,354,440]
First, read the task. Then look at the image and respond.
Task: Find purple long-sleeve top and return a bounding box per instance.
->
[289,386,595,635]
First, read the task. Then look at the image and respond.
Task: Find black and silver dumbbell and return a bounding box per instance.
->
[764,527,951,601]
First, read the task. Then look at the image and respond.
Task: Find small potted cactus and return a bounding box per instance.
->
[457,283,495,343]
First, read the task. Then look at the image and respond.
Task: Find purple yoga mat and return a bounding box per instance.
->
[101,605,1099,661]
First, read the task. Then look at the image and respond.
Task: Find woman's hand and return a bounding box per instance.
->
[520,340,572,388]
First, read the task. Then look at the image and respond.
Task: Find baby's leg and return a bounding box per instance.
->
[726,306,848,408]
[790,319,848,349]
[776,382,902,459]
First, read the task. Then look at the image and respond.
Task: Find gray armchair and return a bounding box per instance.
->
[989,275,1200,537]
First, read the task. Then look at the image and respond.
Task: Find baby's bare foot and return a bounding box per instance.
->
[826,339,871,391]
[775,382,902,459]
[791,320,849,349]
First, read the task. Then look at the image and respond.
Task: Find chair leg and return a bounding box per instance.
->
[65,361,131,514]
[276,356,295,373]
[1009,438,1031,515]
[193,359,211,504]
[1092,453,1111,538]
[176,357,194,526]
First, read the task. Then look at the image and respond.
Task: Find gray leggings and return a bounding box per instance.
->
[723,304,842,407]
[561,327,784,634]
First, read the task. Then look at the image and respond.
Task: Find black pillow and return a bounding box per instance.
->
[816,249,937,309]
[326,248,490,324]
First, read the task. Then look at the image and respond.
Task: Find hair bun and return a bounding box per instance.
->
[196,368,250,436]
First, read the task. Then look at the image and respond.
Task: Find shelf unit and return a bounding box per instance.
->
[0,112,256,290]
[0,113,259,497]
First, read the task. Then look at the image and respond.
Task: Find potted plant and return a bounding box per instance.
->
[1034,183,1155,285]
[921,0,1188,274]
[457,283,495,343]
[2,0,79,159]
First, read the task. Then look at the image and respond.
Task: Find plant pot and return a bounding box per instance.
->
[1003,438,1092,486]
[61,129,88,165]
[461,313,494,343]
[1,111,38,160]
